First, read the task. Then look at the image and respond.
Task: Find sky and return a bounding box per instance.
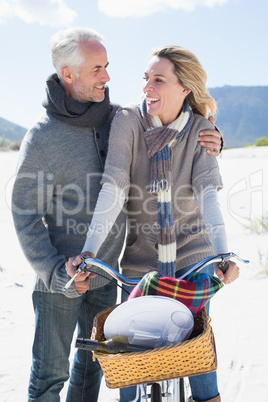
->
[0,0,267,129]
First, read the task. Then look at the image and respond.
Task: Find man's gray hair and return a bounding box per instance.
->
[49,27,104,81]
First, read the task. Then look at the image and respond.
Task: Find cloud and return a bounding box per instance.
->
[98,0,229,18]
[0,0,77,27]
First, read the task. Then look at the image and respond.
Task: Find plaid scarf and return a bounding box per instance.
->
[128,270,223,316]
[141,99,193,277]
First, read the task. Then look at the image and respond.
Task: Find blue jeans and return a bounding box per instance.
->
[28,281,117,402]
[119,264,219,402]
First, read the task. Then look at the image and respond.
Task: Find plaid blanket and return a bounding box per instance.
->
[127,271,223,316]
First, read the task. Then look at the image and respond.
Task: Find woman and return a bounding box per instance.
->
[67,46,239,402]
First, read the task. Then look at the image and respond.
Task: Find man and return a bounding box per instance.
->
[12,27,222,402]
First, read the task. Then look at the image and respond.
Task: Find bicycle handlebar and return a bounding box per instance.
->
[63,252,249,291]
[177,252,249,279]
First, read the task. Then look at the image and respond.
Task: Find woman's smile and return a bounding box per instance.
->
[143,56,188,125]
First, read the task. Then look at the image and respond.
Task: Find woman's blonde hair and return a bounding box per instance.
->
[150,46,217,118]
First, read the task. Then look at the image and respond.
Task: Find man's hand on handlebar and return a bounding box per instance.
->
[214,261,240,285]
[65,252,96,294]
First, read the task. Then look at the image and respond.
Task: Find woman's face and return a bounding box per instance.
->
[143,56,189,125]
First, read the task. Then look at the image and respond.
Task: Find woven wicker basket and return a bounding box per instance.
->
[91,304,217,389]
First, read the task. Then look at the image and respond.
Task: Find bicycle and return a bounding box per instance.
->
[64,252,249,402]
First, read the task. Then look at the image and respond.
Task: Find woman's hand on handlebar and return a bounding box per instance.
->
[65,252,96,294]
[214,261,240,285]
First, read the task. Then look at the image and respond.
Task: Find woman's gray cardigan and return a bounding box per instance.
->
[102,106,223,278]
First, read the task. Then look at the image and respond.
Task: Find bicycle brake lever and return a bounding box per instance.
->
[62,256,89,292]
[217,260,229,273]
[216,252,250,274]
[62,267,83,291]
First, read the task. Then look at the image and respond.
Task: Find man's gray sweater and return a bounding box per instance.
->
[12,78,126,298]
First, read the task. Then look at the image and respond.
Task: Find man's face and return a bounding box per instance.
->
[67,41,110,103]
